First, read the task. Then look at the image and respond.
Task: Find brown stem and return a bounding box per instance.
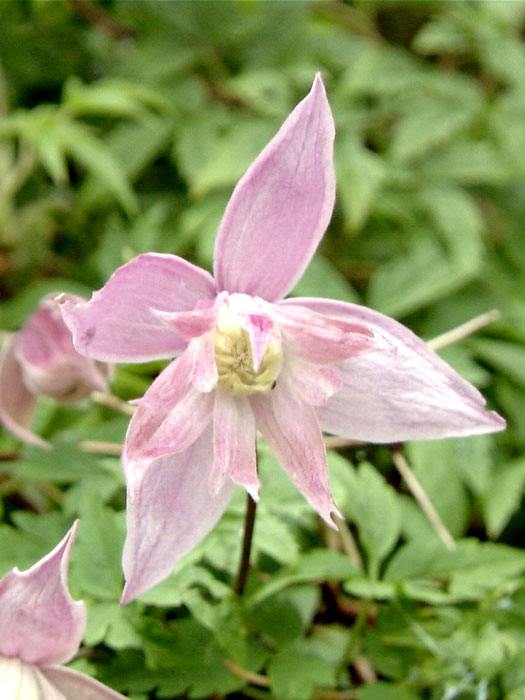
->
[234,493,257,595]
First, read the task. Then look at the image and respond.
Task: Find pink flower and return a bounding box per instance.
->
[59,75,505,602]
[0,294,109,447]
[0,523,125,699]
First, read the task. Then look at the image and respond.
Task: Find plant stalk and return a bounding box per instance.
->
[234,493,257,595]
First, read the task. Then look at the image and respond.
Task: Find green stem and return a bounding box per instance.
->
[234,492,257,595]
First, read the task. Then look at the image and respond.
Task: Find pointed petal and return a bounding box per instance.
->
[284,298,506,441]
[287,359,342,406]
[59,253,216,362]
[251,380,340,525]
[212,392,259,499]
[214,74,335,302]
[0,336,44,447]
[275,303,383,363]
[121,429,234,603]
[0,523,85,666]
[41,666,126,700]
[124,352,214,463]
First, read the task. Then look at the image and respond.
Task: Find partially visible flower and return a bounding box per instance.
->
[0,522,125,699]
[59,75,505,602]
[0,294,109,447]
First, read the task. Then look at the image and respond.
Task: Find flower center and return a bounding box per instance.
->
[213,309,282,396]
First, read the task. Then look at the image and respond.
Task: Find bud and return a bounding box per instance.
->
[0,294,110,446]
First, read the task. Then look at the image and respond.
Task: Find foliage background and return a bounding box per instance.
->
[1,1,525,698]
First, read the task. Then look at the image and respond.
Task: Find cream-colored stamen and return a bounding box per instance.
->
[214,308,282,396]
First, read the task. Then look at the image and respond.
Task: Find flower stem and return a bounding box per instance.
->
[391,448,456,551]
[234,493,257,595]
[427,309,500,352]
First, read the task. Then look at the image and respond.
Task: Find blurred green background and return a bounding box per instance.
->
[1,2,525,699]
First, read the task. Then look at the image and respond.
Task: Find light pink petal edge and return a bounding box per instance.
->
[251,379,341,525]
[121,429,234,603]
[212,392,259,500]
[0,522,85,666]
[284,298,505,442]
[59,253,216,363]
[214,74,335,302]
[0,336,46,447]
[42,665,126,699]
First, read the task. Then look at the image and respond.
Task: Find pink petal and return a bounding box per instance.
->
[0,336,44,447]
[42,666,126,699]
[286,359,342,406]
[243,314,275,371]
[251,379,340,525]
[151,300,217,341]
[214,74,335,302]
[190,333,218,393]
[284,298,506,441]
[121,429,234,603]
[58,253,216,362]
[274,303,384,364]
[212,392,259,499]
[0,522,85,666]
[124,351,214,463]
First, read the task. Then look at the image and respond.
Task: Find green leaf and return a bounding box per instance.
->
[248,550,358,606]
[357,681,419,700]
[292,254,360,303]
[268,641,337,700]
[336,136,386,232]
[470,338,525,387]
[482,457,525,537]
[346,463,401,571]
[72,494,125,600]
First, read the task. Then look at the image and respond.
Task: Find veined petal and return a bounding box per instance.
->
[0,337,44,447]
[59,253,216,363]
[214,74,335,302]
[286,358,342,406]
[284,298,505,441]
[121,429,234,603]
[190,333,218,393]
[251,380,340,525]
[212,392,259,500]
[243,314,275,372]
[151,300,217,341]
[124,352,214,463]
[41,666,126,700]
[0,523,85,666]
[275,303,383,364]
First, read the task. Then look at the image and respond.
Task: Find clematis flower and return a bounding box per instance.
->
[59,74,505,602]
[0,294,109,447]
[0,522,125,699]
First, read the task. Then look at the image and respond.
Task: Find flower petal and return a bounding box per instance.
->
[121,429,234,603]
[214,74,335,302]
[0,336,44,447]
[284,298,506,441]
[190,333,218,393]
[274,303,384,364]
[59,253,216,362]
[286,358,342,406]
[251,380,340,525]
[212,392,259,499]
[0,522,85,666]
[41,666,126,700]
[15,297,109,402]
[124,351,214,463]
[0,658,42,700]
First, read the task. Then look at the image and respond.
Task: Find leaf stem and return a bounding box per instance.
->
[427,309,500,352]
[234,492,257,595]
[391,449,456,551]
